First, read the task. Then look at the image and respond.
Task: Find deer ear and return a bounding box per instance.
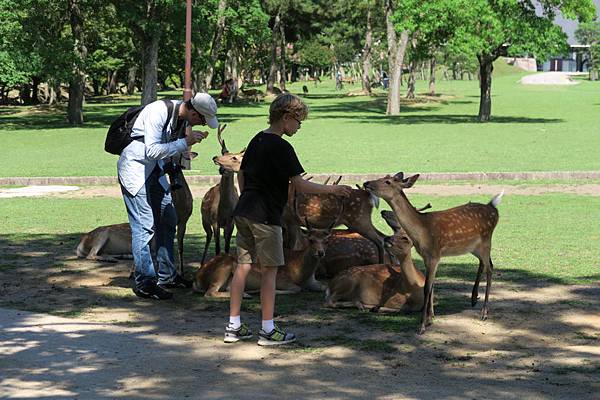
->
[402,174,420,188]
[393,172,404,181]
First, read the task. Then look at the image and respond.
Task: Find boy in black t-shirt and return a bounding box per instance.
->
[224,93,352,346]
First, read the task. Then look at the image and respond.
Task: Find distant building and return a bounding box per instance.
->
[540,0,600,72]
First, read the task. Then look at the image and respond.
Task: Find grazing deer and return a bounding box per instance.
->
[76,223,132,262]
[363,172,503,334]
[325,232,424,312]
[192,253,235,297]
[200,125,239,265]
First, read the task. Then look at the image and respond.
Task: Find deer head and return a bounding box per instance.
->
[297,193,344,258]
[363,172,420,201]
[212,125,245,173]
[383,232,413,261]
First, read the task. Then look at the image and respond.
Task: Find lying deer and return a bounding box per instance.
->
[325,232,424,312]
[192,253,235,297]
[195,219,337,295]
[200,125,239,265]
[244,218,338,293]
[364,172,503,334]
[319,206,433,278]
[76,223,132,262]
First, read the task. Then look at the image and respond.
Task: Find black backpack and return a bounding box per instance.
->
[104,99,174,155]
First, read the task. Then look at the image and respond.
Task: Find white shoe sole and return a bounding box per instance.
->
[257,337,297,346]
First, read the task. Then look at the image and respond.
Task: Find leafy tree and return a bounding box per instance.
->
[576,20,600,80]
[449,0,596,121]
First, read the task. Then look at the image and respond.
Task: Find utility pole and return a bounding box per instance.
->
[181,0,193,169]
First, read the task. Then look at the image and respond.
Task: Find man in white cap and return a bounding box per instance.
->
[118,93,218,300]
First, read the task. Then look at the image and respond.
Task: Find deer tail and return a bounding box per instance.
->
[489,190,504,208]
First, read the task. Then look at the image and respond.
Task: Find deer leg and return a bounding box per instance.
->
[471,258,484,307]
[87,231,118,262]
[176,222,186,276]
[200,221,213,265]
[223,221,234,254]
[419,257,440,335]
[214,223,221,255]
[481,255,494,321]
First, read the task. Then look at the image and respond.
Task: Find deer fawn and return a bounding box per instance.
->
[363,172,503,334]
[200,125,239,265]
[76,223,132,262]
[325,232,424,312]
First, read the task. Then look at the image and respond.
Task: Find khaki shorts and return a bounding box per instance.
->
[234,216,285,267]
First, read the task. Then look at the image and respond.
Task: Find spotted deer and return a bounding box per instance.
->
[244,217,339,293]
[325,232,424,312]
[200,125,239,265]
[319,205,433,278]
[76,223,132,262]
[363,172,503,334]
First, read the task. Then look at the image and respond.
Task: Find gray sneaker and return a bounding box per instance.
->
[257,325,296,346]
[224,323,253,343]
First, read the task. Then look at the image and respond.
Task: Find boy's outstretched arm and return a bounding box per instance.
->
[290,175,352,197]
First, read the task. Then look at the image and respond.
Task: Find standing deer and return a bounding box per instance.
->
[325,231,424,312]
[200,125,239,265]
[363,172,503,334]
[170,165,193,275]
[211,150,387,263]
[288,187,386,263]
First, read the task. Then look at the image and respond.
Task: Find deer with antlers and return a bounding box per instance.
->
[325,231,424,312]
[200,125,240,265]
[363,172,503,334]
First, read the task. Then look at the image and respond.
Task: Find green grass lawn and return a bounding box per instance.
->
[1,192,598,285]
[1,63,599,177]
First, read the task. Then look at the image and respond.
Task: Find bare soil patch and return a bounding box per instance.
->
[1,234,599,399]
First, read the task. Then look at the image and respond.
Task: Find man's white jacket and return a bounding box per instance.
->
[118,100,188,196]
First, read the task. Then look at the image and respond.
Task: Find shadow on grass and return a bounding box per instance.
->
[1,231,599,398]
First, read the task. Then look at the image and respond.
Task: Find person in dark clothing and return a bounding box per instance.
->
[224,93,352,346]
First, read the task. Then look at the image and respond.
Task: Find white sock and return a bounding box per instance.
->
[229,315,241,329]
[262,319,275,333]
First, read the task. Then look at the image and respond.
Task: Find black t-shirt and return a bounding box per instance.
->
[233,131,305,226]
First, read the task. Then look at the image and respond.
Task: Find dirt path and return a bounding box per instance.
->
[1,184,599,399]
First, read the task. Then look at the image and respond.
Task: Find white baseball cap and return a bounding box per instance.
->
[191,92,219,129]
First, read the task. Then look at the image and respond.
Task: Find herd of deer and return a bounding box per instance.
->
[76,128,503,334]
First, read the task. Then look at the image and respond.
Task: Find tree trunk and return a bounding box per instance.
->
[127,66,136,95]
[203,0,227,90]
[31,77,41,104]
[67,0,87,125]
[361,8,373,95]
[406,59,416,99]
[478,55,493,122]
[386,31,409,115]
[108,70,118,94]
[279,20,287,91]
[267,12,281,94]
[141,34,159,105]
[428,56,436,95]
[385,0,397,77]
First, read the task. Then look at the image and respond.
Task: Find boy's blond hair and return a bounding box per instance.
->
[268,93,309,124]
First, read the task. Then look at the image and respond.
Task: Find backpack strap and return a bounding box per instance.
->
[161,99,174,138]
